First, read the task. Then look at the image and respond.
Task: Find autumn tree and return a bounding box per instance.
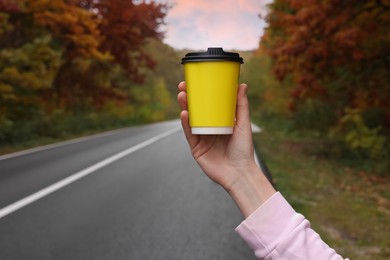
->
[0,1,65,140]
[0,36,61,141]
[0,0,168,143]
[263,0,390,159]
[77,0,167,83]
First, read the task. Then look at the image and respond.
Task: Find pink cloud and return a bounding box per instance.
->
[159,0,271,50]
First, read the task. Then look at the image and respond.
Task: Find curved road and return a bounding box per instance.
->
[0,120,255,260]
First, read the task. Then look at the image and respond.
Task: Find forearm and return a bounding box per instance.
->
[235,192,346,259]
[225,164,276,218]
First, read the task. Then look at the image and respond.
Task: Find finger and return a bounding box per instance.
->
[180,110,199,149]
[177,91,188,111]
[235,83,252,132]
[178,81,186,92]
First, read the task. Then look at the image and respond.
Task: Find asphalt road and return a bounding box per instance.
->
[0,120,256,260]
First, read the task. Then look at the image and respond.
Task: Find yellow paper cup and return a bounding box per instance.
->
[182,48,243,135]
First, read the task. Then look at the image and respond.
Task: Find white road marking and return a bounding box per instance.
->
[0,127,181,219]
[251,123,262,133]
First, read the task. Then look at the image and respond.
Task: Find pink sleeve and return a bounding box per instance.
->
[235,192,347,259]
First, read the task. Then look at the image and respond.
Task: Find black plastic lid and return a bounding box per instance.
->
[181,47,243,64]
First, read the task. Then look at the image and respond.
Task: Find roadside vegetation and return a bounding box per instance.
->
[0,0,389,257]
[252,119,390,259]
[0,36,182,155]
[245,1,389,258]
[243,45,389,258]
[0,1,181,154]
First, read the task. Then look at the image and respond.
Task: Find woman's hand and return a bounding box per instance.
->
[177,81,276,217]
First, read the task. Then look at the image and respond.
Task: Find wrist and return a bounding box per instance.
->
[225,164,276,218]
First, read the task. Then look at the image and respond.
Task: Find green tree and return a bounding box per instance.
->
[142,38,183,97]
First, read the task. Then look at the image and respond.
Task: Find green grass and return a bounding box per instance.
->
[253,121,390,259]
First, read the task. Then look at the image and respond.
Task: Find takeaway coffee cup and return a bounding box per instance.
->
[181,47,243,134]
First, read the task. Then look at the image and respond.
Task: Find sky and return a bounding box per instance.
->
[156,0,272,51]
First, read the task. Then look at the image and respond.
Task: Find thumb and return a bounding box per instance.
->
[235,83,252,131]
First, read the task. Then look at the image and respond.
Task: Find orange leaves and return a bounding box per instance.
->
[333,27,363,50]
[0,0,173,144]
[28,0,104,60]
[295,5,326,29]
[262,0,390,156]
[0,0,167,114]
[264,0,390,96]
[289,73,326,102]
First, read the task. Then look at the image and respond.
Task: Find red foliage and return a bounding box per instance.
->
[0,0,20,13]
[263,0,390,132]
[85,0,167,83]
